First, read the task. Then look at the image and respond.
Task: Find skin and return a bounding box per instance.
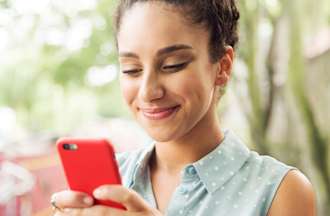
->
[267,170,317,216]
[52,2,316,215]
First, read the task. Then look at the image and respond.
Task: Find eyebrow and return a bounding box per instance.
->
[157,44,193,56]
[119,44,193,59]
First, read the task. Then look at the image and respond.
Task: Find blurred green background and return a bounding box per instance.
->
[0,0,329,215]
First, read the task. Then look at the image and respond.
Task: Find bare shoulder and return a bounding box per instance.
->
[267,169,317,216]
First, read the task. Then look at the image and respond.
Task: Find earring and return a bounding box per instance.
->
[219,85,227,96]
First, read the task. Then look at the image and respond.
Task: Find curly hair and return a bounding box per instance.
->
[114,0,240,63]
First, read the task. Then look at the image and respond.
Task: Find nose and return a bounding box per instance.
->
[138,70,165,102]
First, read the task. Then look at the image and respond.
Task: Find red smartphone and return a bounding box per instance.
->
[56,138,126,210]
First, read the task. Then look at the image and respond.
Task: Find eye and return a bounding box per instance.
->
[162,61,190,72]
[121,68,142,76]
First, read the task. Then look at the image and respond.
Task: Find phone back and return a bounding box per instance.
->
[56,138,126,210]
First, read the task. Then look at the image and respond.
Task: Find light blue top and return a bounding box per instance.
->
[116,130,296,216]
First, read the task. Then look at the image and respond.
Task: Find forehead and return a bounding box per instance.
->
[117,2,209,55]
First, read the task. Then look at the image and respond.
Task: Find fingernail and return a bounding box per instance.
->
[50,194,55,202]
[63,208,72,213]
[93,189,102,198]
[83,197,93,205]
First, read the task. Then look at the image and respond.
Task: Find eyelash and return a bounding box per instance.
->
[122,61,190,75]
[122,69,142,75]
[162,62,189,72]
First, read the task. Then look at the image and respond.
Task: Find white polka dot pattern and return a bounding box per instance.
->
[116,130,296,216]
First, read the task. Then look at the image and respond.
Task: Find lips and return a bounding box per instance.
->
[140,105,180,120]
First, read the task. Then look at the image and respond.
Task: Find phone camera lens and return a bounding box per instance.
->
[63,143,78,150]
[63,144,71,150]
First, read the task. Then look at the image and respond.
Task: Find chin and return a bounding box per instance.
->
[145,128,180,142]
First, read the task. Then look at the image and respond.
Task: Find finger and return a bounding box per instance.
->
[63,206,129,216]
[53,207,74,216]
[93,185,150,212]
[53,208,74,216]
[52,190,94,209]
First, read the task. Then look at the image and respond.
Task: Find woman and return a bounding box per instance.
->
[51,0,316,215]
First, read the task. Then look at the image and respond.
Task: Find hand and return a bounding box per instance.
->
[51,185,162,216]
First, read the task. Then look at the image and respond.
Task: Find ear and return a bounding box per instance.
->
[214,46,234,86]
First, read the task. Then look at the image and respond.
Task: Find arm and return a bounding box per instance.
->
[267,170,317,216]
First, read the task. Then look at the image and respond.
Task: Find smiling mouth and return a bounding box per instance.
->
[140,105,181,120]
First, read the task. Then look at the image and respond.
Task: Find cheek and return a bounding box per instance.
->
[168,71,211,107]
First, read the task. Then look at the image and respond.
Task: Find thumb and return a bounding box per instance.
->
[93,185,150,212]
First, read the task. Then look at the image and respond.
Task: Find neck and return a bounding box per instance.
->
[151,109,224,175]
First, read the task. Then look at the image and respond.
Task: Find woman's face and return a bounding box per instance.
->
[117,2,221,142]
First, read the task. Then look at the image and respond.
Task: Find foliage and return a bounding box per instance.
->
[0,0,129,134]
[235,0,330,214]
